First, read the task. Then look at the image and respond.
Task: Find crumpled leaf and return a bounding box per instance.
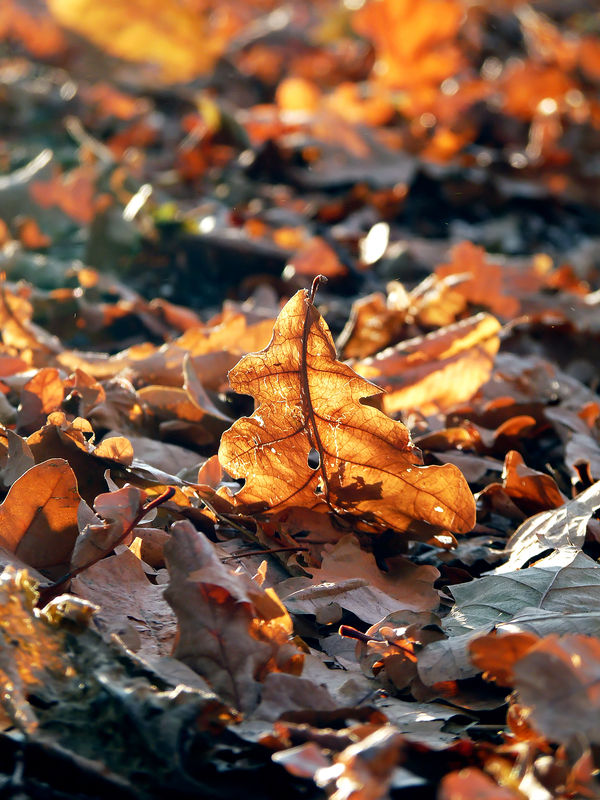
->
[513,634,600,745]
[71,548,177,657]
[71,485,148,572]
[280,534,440,625]
[344,610,443,700]
[219,287,475,536]
[0,458,81,571]
[163,520,303,714]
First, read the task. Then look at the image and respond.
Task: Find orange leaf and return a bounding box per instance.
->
[353,313,501,416]
[70,485,148,572]
[219,285,475,535]
[353,0,464,91]
[0,459,81,570]
[435,241,522,318]
[469,631,539,686]
[440,768,521,800]
[29,167,98,226]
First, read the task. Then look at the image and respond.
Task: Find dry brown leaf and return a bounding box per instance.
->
[0,459,80,571]
[338,292,408,360]
[285,237,347,281]
[0,428,35,487]
[163,520,303,714]
[434,241,539,319]
[439,768,521,800]
[17,367,64,434]
[353,312,501,416]
[71,548,176,657]
[281,534,440,625]
[219,286,475,536]
[513,634,600,745]
[500,450,565,515]
[71,485,149,573]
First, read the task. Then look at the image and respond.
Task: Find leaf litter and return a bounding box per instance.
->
[1,1,600,798]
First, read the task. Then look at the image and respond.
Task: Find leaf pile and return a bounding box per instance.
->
[1,2,600,799]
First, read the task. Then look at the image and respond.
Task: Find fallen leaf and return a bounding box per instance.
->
[439,768,521,800]
[280,534,440,625]
[71,485,149,573]
[71,548,177,657]
[163,520,303,713]
[219,286,475,536]
[0,459,80,571]
[353,312,501,416]
[434,242,532,319]
[314,725,405,800]
[418,548,600,686]
[47,0,242,83]
[469,631,539,686]
[514,634,600,745]
[497,479,600,573]
[353,0,464,93]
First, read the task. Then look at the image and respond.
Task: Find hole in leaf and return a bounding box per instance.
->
[307,447,320,470]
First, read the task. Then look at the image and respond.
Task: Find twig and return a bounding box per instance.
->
[221,545,309,562]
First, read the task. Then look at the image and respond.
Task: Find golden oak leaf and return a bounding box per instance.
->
[219,285,475,536]
[47,0,242,83]
[353,313,501,416]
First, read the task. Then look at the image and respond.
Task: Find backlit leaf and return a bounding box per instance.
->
[220,287,475,536]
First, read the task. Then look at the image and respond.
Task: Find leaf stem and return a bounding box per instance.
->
[308,274,328,305]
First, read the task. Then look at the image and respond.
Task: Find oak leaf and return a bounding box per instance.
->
[219,286,475,536]
[353,312,501,416]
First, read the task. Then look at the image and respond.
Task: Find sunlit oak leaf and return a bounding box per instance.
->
[47,0,242,83]
[353,312,501,416]
[219,285,475,536]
